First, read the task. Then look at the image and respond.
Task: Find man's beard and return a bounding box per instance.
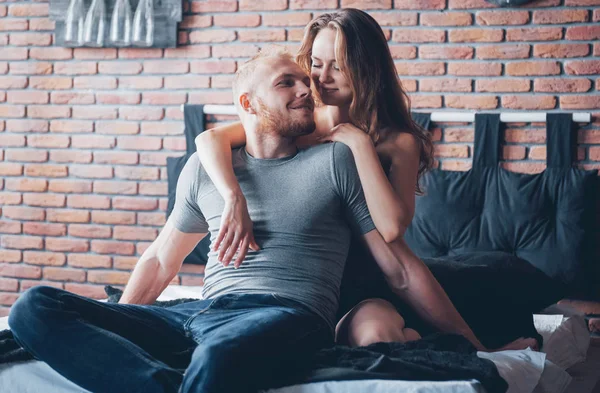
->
[255,98,315,138]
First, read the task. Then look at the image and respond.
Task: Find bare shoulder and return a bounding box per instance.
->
[378,129,420,160]
[393,130,420,152]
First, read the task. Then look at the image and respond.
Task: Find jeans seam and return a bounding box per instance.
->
[183,298,217,334]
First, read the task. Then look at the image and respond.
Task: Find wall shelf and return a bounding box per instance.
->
[49,0,181,48]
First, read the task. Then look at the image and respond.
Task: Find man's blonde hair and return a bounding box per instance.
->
[232,45,294,108]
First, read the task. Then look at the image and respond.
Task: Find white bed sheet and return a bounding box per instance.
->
[0,285,590,393]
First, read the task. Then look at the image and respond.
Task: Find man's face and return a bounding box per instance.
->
[250,57,316,138]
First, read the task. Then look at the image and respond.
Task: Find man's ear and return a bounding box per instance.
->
[239,93,256,115]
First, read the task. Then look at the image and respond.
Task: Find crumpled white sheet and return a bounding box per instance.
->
[535,314,590,370]
[478,349,548,393]
[265,379,487,393]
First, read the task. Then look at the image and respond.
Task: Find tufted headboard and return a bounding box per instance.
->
[166,105,211,265]
[404,113,598,293]
[169,107,599,298]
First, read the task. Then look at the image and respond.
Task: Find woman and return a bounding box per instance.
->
[195,9,534,351]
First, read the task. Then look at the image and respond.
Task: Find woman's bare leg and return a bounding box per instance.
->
[336,298,539,351]
[336,298,421,347]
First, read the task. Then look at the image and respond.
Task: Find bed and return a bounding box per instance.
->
[0,284,597,393]
[1,109,598,393]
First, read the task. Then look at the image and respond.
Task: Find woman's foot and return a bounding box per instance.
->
[495,337,539,352]
[403,327,421,342]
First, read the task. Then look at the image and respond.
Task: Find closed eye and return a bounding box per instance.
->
[277,79,293,87]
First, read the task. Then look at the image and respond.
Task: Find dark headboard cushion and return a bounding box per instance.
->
[405,113,598,288]
[166,105,211,265]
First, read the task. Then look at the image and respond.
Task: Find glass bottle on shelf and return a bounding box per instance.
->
[83,0,106,47]
[110,0,132,46]
[64,0,86,46]
[132,0,154,47]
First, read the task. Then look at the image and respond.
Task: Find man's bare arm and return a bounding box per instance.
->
[119,219,207,305]
[361,230,487,351]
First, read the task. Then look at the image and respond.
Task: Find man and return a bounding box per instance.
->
[9,48,483,393]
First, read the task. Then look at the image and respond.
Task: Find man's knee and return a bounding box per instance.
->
[182,342,253,393]
[9,286,63,337]
[181,344,232,393]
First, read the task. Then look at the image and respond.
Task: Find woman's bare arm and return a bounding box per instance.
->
[362,231,488,351]
[349,132,418,242]
[195,122,247,200]
[194,122,259,266]
[320,125,418,243]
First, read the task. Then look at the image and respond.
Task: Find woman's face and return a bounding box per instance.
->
[310,28,353,107]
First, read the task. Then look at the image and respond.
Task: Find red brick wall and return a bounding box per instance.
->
[1,0,600,316]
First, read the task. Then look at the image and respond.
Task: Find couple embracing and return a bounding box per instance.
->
[9,9,534,393]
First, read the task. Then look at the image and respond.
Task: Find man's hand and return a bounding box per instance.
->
[213,194,260,268]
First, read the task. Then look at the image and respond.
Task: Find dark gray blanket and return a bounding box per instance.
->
[276,333,507,393]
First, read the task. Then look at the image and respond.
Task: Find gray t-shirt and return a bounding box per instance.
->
[170,142,375,330]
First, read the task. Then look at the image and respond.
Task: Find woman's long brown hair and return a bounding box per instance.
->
[296,8,434,194]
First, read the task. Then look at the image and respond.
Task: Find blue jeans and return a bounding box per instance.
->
[8,286,332,393]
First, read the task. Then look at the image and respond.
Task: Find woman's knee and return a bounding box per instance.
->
[352,324,402,347]
[342,298,409,347]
